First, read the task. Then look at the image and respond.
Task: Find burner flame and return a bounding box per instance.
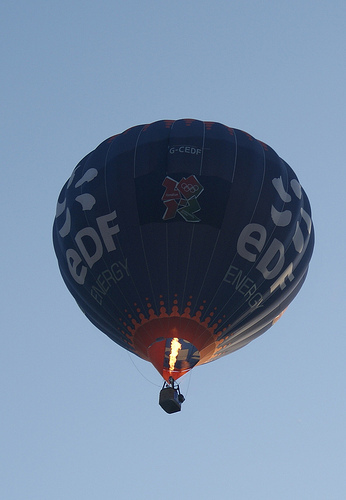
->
[169,338,182,372]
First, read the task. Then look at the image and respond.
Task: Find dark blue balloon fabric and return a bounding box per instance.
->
[53,119,314,378]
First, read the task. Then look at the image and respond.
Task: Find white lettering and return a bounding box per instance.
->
[272,177,291,202]
[66,248,87,284]
[237,224,267,262]
[90,259,131,304]
[169,145,202,155]
[293,221,304,253]
[271,205,292,227]
[223,265,239,284]
[58,207,71,237]
[91,287,103,305]
[223,264,263,309]
[75,227,103,269]
[96,211,120,252]
[118,258,130,276]
[248,293,263,308]
[270,263,295,293]
[64,211,121,283]
[256,238,285,279]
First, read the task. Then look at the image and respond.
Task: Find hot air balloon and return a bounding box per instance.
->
[53,119,314,413]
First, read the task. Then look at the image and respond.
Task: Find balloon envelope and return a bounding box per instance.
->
[53,119,314,381]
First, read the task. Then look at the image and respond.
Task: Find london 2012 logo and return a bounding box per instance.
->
[161,175,204,222]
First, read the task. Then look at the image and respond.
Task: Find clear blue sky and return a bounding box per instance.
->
[2,1,345,499]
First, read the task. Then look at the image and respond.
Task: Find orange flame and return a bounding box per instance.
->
[169,338,182,372]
